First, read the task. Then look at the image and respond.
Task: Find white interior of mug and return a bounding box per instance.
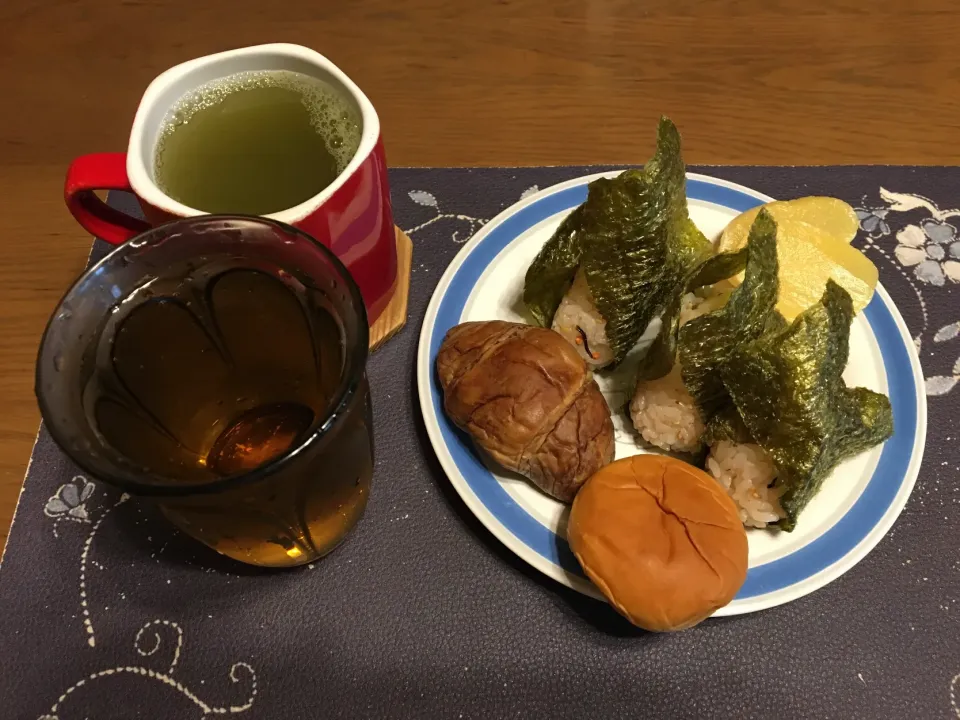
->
[126,43,380,224]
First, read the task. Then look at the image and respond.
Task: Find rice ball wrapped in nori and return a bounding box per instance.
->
[628,210,778,453]
[629,363,704,453]
[524,118,712,369]
[706,440,783,529]
[716,281,894,531]
[643,214,894,531]
[551,269,615,368]
[629,284,735,452]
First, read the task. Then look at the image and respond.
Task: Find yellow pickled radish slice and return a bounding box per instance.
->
[721,214,878,321]
[769,223,878,320]
[719,196,860,253]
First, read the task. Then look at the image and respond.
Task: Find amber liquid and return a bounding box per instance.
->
[206,402,315,476]
[87,261,373,567]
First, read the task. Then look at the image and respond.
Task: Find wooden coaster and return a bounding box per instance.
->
[369,227,413,352]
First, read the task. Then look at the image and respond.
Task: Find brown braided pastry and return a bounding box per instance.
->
[436,321,615,502]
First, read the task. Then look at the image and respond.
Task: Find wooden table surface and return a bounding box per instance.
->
[0,0,956,549]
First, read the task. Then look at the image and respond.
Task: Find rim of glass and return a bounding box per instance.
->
[36,214,370,497]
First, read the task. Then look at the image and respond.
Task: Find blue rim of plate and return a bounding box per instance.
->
[420,173,924,610]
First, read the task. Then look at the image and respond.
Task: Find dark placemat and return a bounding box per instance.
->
[2,167,958,720]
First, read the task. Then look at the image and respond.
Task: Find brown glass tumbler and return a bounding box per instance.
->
[36,216,374,567]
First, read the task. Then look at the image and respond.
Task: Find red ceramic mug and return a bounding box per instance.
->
[64,43,398,323]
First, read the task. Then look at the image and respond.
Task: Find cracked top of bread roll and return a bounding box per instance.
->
[568,454,748,631]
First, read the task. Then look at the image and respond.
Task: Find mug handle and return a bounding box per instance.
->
[64,153,152,245]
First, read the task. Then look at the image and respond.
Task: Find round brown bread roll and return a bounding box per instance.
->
[568,454,748,631]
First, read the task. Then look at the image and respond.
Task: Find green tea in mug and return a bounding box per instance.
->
[154,70,362,215]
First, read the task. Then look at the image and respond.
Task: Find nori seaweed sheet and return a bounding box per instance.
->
[523,206,584,327]
[637,212,892,530]
[636,209,779,413]
[522,117,712,363]
[636,246,749,383]
[722,281,894,530]
[524,121,893,531]
[677,210,780,419]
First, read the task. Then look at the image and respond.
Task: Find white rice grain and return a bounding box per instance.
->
[678,281,734,326]
[627,282,738,454]
[552,269,614,368]
[629,363,704,453]
[706,440,785,529]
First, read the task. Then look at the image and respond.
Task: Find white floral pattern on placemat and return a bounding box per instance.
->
[404,184,543,244]
[44,476,95,536]
[37,619,256,720]
[856,188,960,397]
[951,671,960,719]
[45,475,130,647]
[406,189,487,244]
[860,188,960,286]
[40,477,258,717]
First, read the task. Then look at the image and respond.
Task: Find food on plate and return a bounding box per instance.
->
[550,269,616,367]
[624,209,892,531]
[718,197,878,321]
[568,454,748,631]
[630,210,780,452]
[628,363,705,453]
[706,439,783,529]
[524,117,712,368]
[436,320,615,502]
[708,281,894,530]
[719,196,859,251]
[437,113,894,545]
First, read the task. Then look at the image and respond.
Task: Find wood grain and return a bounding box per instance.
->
[369,229,413,353]
[1,0,957,548]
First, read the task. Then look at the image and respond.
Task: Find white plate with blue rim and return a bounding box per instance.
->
[416,171,927,615]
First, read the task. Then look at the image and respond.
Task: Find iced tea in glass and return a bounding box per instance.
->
[36,216,373,567]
